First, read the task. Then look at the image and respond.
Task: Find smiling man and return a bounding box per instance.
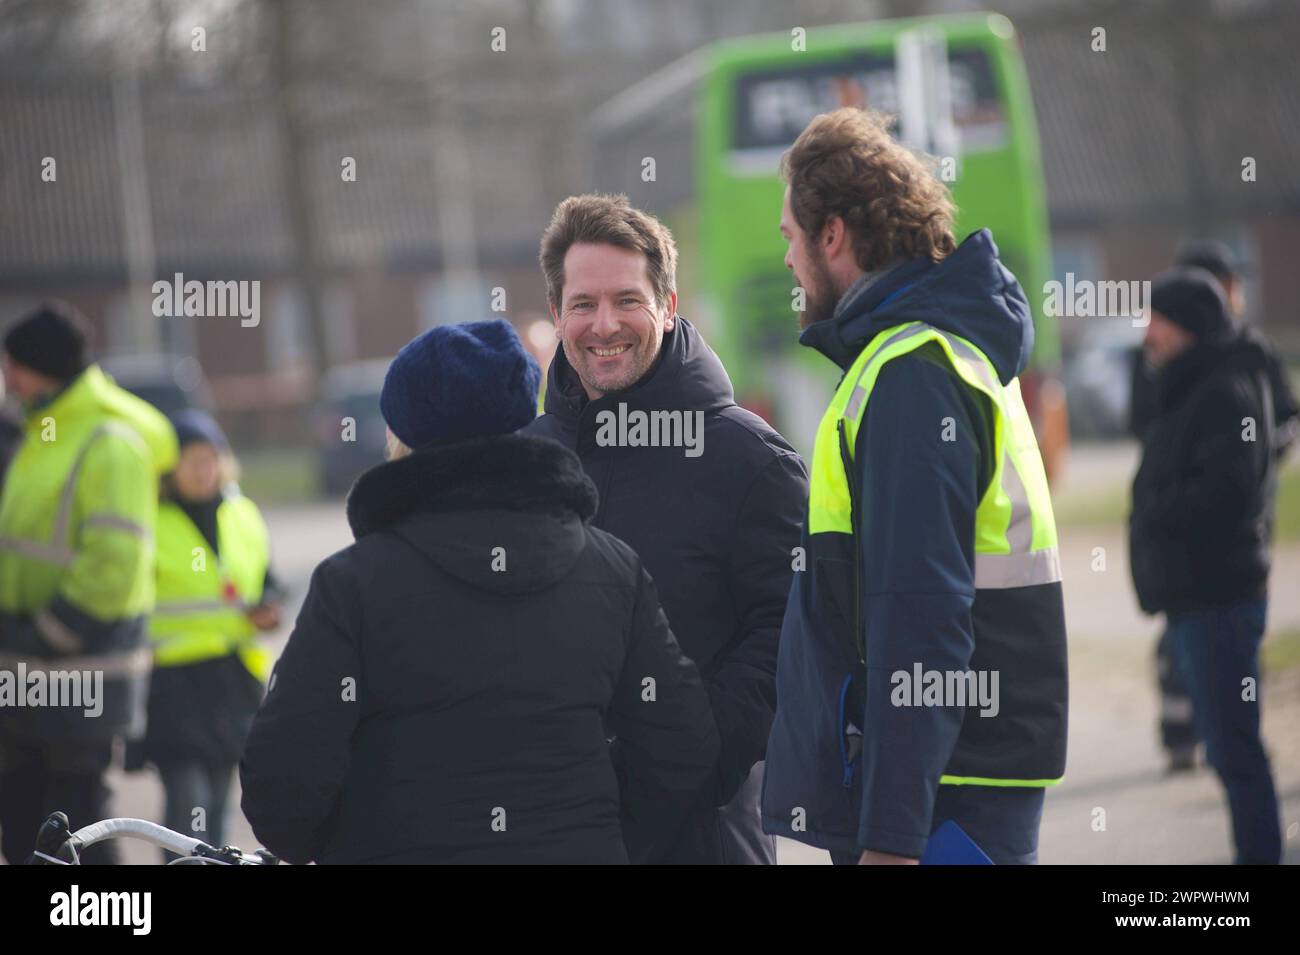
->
[524,194,808,864]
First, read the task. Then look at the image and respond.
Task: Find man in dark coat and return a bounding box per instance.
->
[1129,268,1283,864]
[1131,243,1298,774]
[525,194,808,864]
[1176,241,1298,457]
[240,319,719,864]
[1130,241,1297,450]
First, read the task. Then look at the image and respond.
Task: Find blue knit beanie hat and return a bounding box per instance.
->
[379,319,541,452]
[169,408,230,453]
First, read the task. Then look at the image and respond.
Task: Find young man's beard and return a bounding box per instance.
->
[797,250,839,331]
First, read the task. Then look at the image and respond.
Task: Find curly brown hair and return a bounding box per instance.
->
[781,108,956,272]
[539,194,677,313]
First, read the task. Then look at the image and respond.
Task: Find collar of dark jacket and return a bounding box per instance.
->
[1156,334,1265,411]
[346,433,597,540]
[799,258,932,370]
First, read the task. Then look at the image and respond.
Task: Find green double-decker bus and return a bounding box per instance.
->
[589,13,1068,476]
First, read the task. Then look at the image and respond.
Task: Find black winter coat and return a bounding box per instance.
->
[1129,328,1298,456]
[239,434,719,864]
[1129,335,1277,614]
[524,318,808,862]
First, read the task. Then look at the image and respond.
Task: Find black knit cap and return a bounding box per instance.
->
[3,301,91,381]
[1149,267,1233,344]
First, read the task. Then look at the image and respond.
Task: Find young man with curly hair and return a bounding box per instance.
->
[761,108,1068,865]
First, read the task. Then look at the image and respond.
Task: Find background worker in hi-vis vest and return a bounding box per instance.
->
[761,108,1068,865]
[124,409,284,860]
[0,302,177,865]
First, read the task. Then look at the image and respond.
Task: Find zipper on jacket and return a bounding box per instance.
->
[593,456,614,526]
[838,419,865,664]
[576,404,617,527]
[838,672,857,788]
[837,418,865,791]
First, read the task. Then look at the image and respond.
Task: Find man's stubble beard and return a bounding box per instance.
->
[797,250,840,331]
[565,324,663,399]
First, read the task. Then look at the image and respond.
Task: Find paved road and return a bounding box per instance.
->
[103,446,1298,864]
[779,521,1300,865]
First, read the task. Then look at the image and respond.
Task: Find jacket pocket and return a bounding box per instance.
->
[813,557,864,790]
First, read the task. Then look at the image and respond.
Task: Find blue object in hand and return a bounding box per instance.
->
[921,820,994,865]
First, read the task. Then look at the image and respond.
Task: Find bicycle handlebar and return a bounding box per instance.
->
[27,811,278,865]
[73,818,207,857]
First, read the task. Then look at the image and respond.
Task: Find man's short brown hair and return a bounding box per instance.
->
[539,193,677,312]
[781,107,956,272]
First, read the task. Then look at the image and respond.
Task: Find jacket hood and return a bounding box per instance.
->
[542,316,735,422]
[33,364,179,476]
[346,433,598,594]
[800,229,1034,385]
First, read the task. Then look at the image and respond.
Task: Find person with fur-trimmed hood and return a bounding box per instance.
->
[240,319,718,864]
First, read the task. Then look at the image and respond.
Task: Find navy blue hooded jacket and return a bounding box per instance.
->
[762,230,1062,861]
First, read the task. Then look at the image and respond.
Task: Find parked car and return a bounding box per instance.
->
[1061,332,1142,441]
[99,353,212,416]
[315,359,389,497]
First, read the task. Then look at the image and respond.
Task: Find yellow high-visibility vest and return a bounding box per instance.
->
[808,320,1067,787]
[0,364,176,626]
[150,491,271,681]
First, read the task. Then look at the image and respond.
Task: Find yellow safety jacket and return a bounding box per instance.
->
[0,364,178,738]
[0,365,177,619]
[806,321,1068,786]
[150,492,272,682]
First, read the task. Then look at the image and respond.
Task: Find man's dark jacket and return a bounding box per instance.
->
[762,231,1063,860]
[239,434,719,864]
[524,317,808,863]
[1130,335,1277,615]
[1129,327,1297,457]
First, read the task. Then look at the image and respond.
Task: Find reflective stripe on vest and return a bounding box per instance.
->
[0,421,150,568]
[808,320,1063,789]
[149,494,270,680]
[0,646,152,679]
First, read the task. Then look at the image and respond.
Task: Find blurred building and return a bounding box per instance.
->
[0,0,1296,443]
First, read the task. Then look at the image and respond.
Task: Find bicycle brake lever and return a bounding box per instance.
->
[27,811,77,865]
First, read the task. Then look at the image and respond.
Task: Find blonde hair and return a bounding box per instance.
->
[219,450,241,486]
[385,428,412,461]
